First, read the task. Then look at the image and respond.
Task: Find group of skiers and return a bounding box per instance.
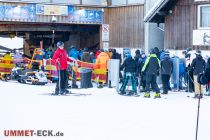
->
[52,41,111,95]
[118,48,210,99]
[48,41,210,98]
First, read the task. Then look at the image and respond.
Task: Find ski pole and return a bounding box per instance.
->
[195,84,202,140]
[188,70,190,92]
[58,61,61,94]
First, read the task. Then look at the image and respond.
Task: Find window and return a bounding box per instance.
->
[111,0,126,6]
[198,5,210,29]
[52,0,80,4]
[82,0,107,6]
[128,0,144,5]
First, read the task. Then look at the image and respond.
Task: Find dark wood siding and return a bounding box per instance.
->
[104,5,145,49]
[164,0,194,50]
[164,0,210,50]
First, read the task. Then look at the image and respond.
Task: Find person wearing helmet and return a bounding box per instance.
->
[161,51,173,94]
[191,50,206,98]
[119,53,137,96]
[198,57,210,96]
[141,48,161,98]
[68,45,79,88]
[52,41,75,95]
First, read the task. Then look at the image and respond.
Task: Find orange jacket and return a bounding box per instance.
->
[95,52,110,69]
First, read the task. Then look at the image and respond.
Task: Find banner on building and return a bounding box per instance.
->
[193,30,210,46]
[68,8,103,23]
[36,4,68,16]
[0,4,36,21]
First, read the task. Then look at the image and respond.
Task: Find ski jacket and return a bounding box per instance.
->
[52,48,73,70]
[111,52,121,63]
[191,55,206,75]
[161,56,173,76]
[95,50,101,58]
[198,58,210,85]
[120,57,136,73]
[68,47,79,60]
[136,56,146,75]
[95,52,110,69]
[142,54,160,75]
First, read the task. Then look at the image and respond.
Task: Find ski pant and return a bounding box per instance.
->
[193,75,204,95]
[161,74,171,94]
[70,66,77,86]
[56,70,68,92]
[186,70,194,92]
[120,72,137,93]
[146,74,160,93]
[140,74,146,90]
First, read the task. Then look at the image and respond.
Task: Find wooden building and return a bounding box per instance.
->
[0,0,163,55]
[144,0,210,50]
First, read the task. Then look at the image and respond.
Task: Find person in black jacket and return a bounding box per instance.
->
[161,51,173,94]
[191,50,206,98]
[119,54,137,95]
[111,49,121,61]
[142,49,161,98]
[137,52,147,92]
[134,49,141,63]
[198,57,210,85]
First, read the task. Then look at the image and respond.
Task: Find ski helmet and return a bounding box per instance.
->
[57,41,64,47]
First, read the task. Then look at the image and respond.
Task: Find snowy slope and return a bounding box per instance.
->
[0,81,210,140]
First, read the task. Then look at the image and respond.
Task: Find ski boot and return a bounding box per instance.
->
[119,90,126,95]
[63,89,71,95]
[193,94,203,99]
[144,93,150,98]
[127,91,135,96]
[97,84,103,88]
[72,84,78,89]
[52,90,60,95]
[205,92,210,96]
[154,93,161,99]
[133,92,140,97]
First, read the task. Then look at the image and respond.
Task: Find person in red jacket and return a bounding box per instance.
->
[52,41,74,95]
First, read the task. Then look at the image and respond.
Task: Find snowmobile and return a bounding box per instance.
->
[12,69,48,85]
[11,63,48,85]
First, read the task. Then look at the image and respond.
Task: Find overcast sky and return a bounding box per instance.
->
[0,37,23,50]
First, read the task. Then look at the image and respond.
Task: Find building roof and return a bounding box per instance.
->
[144,0,178,23]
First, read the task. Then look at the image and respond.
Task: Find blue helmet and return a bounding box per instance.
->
[149,48,155,54]
[126,53,132,58]
[57,41,64,47]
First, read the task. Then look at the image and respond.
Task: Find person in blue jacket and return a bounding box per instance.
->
[69,45,79,59]
[68,45,79,88]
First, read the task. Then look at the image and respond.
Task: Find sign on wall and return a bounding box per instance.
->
[0,4,36,21]
[68,7,103,23]
[102,24,109,41]
[36,4,68,16]
[103,42,109,49]
[193,30,210,45]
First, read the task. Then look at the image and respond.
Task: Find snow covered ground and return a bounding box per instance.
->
[0,80,210,140]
